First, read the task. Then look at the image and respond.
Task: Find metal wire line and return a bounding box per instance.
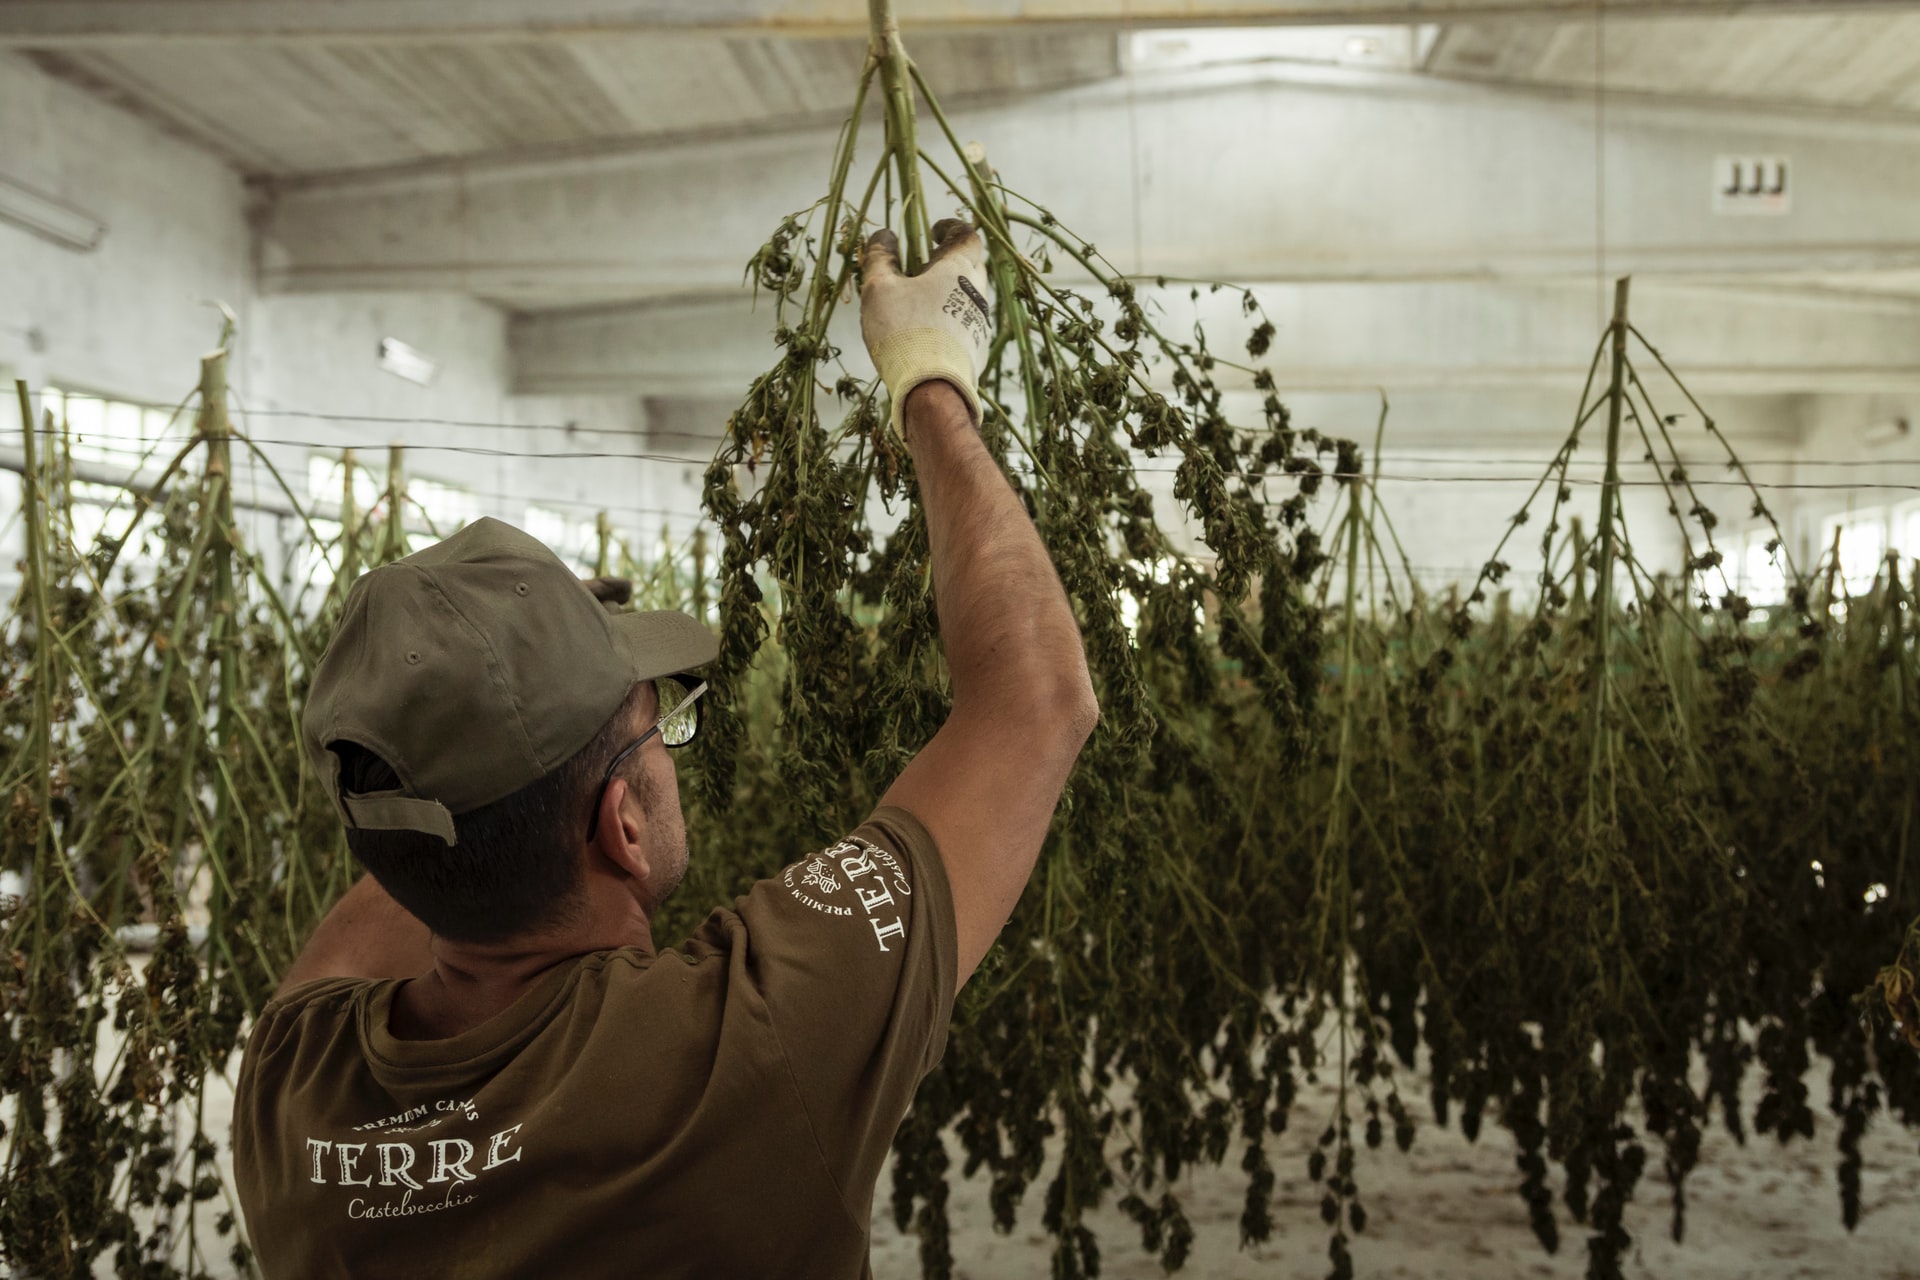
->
[11,433,1920,502]
[0,436,1833,581]
[15,426,1920,496]
[0,433,706,525]
[7,424,708,466]
[26,392,1920,476]
[22,388,725,445]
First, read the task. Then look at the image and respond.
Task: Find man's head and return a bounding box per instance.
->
[300,518,715,945]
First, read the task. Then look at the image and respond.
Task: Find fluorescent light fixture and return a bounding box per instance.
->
[1128,26,1416,73]
[378,337,438,387]
[1864,416,1911,447]
[0,173,106,251]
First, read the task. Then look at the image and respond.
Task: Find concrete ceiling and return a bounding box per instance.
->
[8,4,1920,180]
[1431,11,1920,115]
[9,0,1920,437]
[248,60,1920,306]
[0,1,1902,42]
[23,32,1118,174]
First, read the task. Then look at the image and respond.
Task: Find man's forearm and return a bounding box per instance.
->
[902,382,1094,721]
[867,231,1096,985]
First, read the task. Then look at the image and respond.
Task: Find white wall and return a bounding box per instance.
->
[6,44,1913,612]
[1776,393,1920,590]
[0,51,683,599]
[0,52,249,402]
[1218,386,1815,608]
[0,50,255,595]
[1346,388,1920,611]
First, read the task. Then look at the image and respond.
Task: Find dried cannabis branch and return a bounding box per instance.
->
[0,347,418,1276]
[692,6,1336,1276]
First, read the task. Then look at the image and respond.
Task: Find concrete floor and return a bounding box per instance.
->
[136,1026,1920,1279]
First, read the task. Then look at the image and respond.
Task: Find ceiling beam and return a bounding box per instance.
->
[256,67,1920,308]
[509,279,1920,399]
[1,0,1914,44]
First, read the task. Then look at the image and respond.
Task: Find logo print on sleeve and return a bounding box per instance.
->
[800,857,841,894]
[786,837,913,951]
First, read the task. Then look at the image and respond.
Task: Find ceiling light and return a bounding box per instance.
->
[1129,27,1410,72]
[0,173,106,252]
[378,337,438,387]
[1864,416,1911,447]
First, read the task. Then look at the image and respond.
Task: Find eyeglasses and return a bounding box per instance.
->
[584,676,707,841]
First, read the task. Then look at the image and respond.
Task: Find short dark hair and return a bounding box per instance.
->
[336,683,651,944]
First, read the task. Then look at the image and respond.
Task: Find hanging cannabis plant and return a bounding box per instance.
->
[692,3,1338,1277]
[6,21,1920,1274]
[0,341,424,1276]
[1278,281,1920,1280]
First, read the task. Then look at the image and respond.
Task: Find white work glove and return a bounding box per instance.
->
[860,219,994,430]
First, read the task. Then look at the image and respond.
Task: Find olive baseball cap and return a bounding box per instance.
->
[301,517,717,845]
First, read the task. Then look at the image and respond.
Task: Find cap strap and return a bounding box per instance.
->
[342,792,459,846]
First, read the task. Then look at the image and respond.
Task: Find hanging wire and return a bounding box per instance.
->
[1594,0,1610,326]
[31,394,1895,471]
[21,388,725,446]
[1123,0,1146,277]
[0,430,707,525]
[10,422,1920,492]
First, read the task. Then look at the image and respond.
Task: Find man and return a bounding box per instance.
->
[231,220,1098,1277]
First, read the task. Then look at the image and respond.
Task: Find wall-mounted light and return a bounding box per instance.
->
[378,337,438,387]
[0,173,106,251]
[1128,26,1412,73]
[1864,416,1912,447]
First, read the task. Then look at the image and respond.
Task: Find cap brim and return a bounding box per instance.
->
[611,609,719,682]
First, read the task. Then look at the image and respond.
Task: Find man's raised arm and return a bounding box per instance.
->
[863,221,1100,991]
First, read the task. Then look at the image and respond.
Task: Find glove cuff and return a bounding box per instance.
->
[871,328,983,430]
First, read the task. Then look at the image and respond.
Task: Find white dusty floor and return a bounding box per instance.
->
[868,1056,1920,1280]
[123,1031,1920,1280]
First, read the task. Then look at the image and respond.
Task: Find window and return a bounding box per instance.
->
[306,454,478,552]
[410,476,482,535]
[42,387,189,469]
[1735,527,1788,607]
[279,515,345,599]
[524,504,599,569]
[66,480,146,563]
[1818,510,1890,597]
[306,454,385,515]
[1116,559,1204,637]
[15,388,175,571]
[1896,503,1920,569]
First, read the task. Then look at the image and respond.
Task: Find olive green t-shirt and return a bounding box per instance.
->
[232,807,956,1279]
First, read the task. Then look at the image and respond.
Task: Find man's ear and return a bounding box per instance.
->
[590,778,649,883]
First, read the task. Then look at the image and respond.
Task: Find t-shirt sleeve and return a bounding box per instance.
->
[230,977,372,1235]
[724,804,957,1218]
